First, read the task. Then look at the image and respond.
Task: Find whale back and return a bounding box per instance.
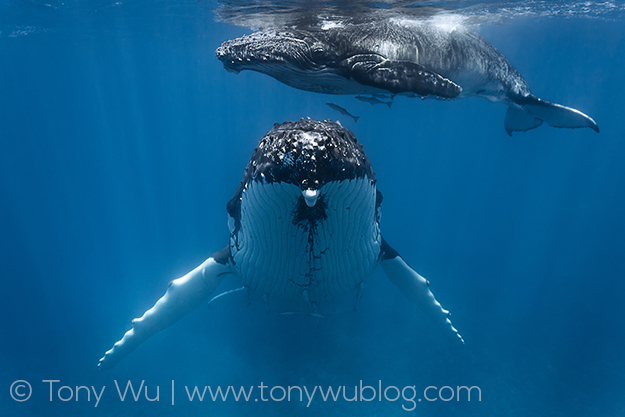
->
[315,20,530,99]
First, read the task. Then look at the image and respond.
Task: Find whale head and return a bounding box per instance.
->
[215,31,354,93]
[226,119,382,312]
[227,118,378,231]
[216,30,322,74]
[239,118,374,188]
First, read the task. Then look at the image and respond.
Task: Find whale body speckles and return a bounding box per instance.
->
[98,119,463,370]
[216,20,599,135]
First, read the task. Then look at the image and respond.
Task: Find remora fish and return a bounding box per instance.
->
[326,102,360,123]
[356,95,393,108]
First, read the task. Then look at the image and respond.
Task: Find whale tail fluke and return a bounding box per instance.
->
[505,95,599,136]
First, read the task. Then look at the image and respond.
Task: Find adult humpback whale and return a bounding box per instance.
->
[98,119,463,369]
[216,20,599,135]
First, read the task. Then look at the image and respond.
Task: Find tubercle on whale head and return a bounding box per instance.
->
[226,119,377,238]
[246,119,375,188]
[215,30,317,72]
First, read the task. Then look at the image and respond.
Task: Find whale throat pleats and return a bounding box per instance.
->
[229,178,381,313]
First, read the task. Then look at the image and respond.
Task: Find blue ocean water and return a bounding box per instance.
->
[1,1,624,416]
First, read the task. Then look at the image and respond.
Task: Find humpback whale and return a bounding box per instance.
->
[98,119,463,369]
[216,20,599,135]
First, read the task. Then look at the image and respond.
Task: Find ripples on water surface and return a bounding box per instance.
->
[215,0,625,28]
[2,1,625,35]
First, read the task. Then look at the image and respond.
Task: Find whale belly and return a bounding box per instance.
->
[229,178,381,312]
[250,63,386,95]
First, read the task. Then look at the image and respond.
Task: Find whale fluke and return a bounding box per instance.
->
[504,106,544,135]
[506,95,599,135]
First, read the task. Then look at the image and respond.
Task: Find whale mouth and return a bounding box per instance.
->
[215,46,242,73]
[223,65,241,74]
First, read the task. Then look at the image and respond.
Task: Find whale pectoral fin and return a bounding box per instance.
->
[379,238,464,343]
[349,59,462,99]
[509,95,600,134]
[504,106,543,136]
[98,247,232,370]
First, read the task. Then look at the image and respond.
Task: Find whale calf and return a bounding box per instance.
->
[98,119,462,369]
[216,20,599,135]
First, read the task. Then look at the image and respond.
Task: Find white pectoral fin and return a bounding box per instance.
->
[380,239,464,343]
[347,56,462,99]
[98,247,232,370]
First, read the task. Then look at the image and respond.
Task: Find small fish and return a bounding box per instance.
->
[355,95,393,108]
[326,102,360,123]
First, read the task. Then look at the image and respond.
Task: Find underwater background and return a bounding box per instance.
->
[1,1,624,415]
